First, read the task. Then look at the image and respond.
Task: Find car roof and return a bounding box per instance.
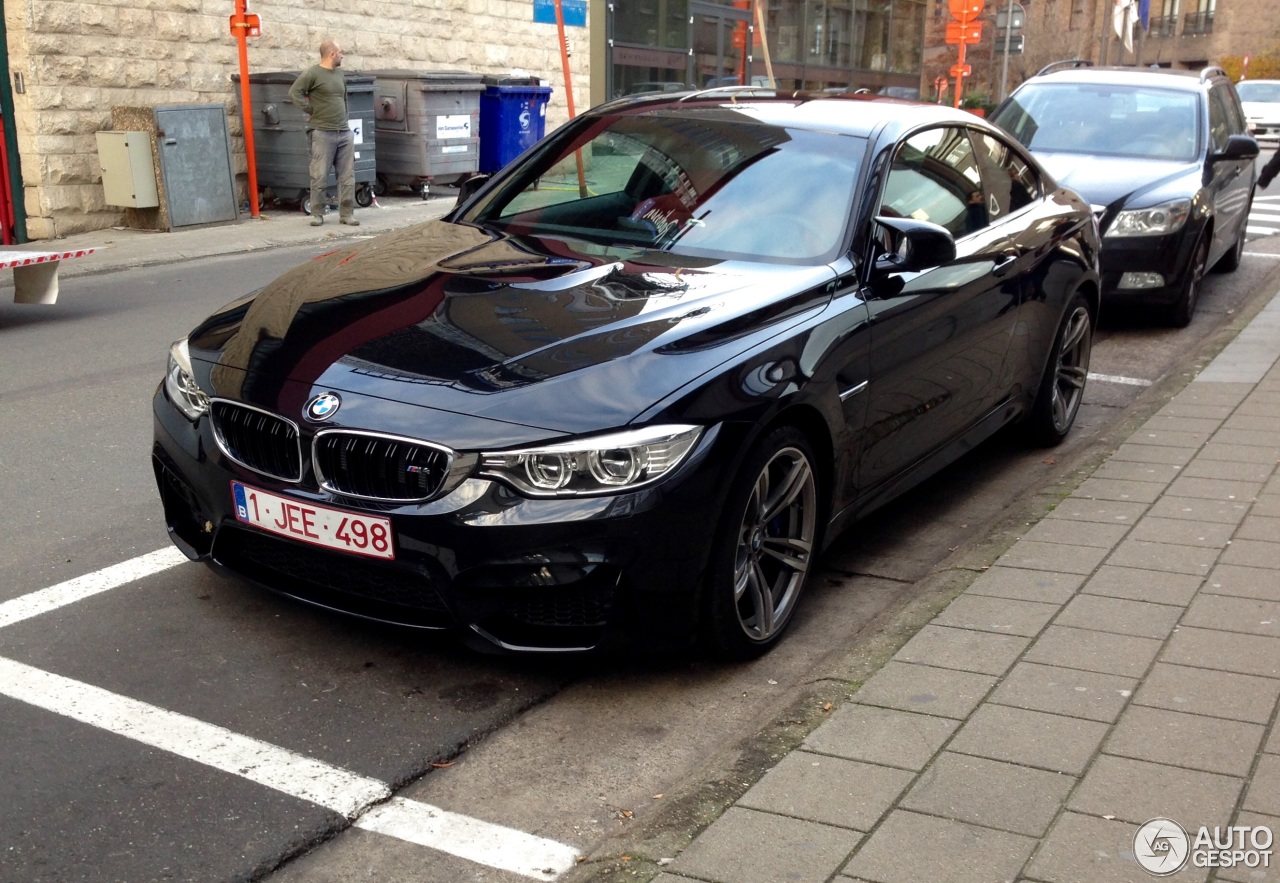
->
[1020,64,1227,93]
[592,91,988,140]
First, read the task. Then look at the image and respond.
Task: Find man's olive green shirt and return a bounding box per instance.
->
[288,65,348,131]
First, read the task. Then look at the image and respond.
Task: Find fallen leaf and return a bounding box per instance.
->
[822,702,833,713]
[430,761,454,768]
[1042,457,1058,464]
[652,793,664,799]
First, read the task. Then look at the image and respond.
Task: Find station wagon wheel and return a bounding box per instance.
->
[1168,234,1209,327]
[706,427,819,659]
[1025,292,1093,447]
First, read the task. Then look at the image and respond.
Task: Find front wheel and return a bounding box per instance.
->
[355,184,374,208]
[1167,234,1209,328]
[705,427,821,659]
[1025,293,1093,447]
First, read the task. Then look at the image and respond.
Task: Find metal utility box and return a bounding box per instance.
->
[479,81,553,173]
[96,131,160,208]
[234,71,377,210]
[364,70,484,197]
[154,105,240,228]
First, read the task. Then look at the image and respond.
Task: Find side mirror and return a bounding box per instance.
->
[454,173,491,208]
[872,215,957,274]
[1210,134,1259,163]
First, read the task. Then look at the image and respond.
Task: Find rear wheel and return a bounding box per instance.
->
[1025,293,1093,447]
[705,427,820,659]
[355,184,374,208]
[1167,234,1209,327]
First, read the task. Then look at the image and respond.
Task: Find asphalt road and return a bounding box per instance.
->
[2,217,1279,882]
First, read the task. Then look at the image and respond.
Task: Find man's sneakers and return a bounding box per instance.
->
[310,215,323,227]
[340,217,360,226]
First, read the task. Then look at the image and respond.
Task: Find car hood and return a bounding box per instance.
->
[188,219,835,435]
[1032,153,1198,211]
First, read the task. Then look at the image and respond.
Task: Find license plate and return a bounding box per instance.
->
[231,482,394,560]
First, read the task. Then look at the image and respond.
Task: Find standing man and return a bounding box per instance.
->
[289,39,359,226]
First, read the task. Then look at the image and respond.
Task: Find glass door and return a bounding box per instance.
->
[688,1,753,90]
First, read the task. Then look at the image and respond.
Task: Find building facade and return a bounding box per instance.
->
[1,0,590,241]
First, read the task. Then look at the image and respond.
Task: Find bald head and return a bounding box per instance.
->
[319,39,343,69]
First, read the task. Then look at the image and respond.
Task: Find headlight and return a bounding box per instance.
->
[164,338,209,420]
[1105,199,1191,238]
[479,425,703,497]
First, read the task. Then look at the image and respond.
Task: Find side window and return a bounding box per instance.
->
[1218,83,1247,134]
[1207,89,1230,153]
[879,127,987,238]
[971,130,1041,221]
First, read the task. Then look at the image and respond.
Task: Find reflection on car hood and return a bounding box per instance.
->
[189,219,834,434]
[1033,153,1195,208]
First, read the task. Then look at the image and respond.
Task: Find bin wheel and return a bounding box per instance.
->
[417,183,431,200]
[356,185,374,208]
[372,176,388,197]
[300,190,312,215]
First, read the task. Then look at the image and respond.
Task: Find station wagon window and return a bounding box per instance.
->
[879,127,987,238]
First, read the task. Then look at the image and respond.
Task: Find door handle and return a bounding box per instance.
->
[992,249,1019,277]
[164,138,178,146]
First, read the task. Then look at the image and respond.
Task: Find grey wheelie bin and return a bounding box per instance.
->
[233,71,377,212]
[363,70,485,198]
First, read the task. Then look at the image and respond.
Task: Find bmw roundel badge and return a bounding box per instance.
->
[305,392,341,421]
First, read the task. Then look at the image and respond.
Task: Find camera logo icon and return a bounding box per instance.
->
[1135,817,1191,876]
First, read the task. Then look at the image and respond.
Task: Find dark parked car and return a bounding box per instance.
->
[991,62,1258,326]
[153,92,1100,658]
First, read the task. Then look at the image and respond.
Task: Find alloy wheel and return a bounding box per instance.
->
[1050,305,1092,433]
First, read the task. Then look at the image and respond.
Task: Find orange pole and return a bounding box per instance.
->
[553,0,587,197]
[234,0,261,218]
[953,39,966,108]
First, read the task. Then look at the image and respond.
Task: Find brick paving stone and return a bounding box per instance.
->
[1024,625,1162,678]
[1149,414,1230,433]
[804,705,958,771]
[1223,414,1280,432]
[1174,383,1251,404]
[1105,538,1221,576]
[1204,563,1280,602]
[991,662,1137,723]
[1042,497,1150,525]
[892,625,1030,676]
[1091,459,1183,485]
[1269,724,1280,754]
[1200,442,1280,465]
[1181,458,1279,483]
[852,661,997,720]
[1244,755,1280,817]
[1025,811,1209,883]
[1163,627,1280,679]
[1148,495,1251,524]
[1103,705,1266,777]
[1082,566,1204,606]
[737,751,913,831]
[948,704,1108,775]
[900,752,1075,837]
[1236,514,1280,542]
[1055,594,1183,640]
[1127,516,1236,548]
[1213,428,1280,450]
[964,566,1084,605]
[840,810,1036,883]
[1068,754,1243,829]
[1108,443,1198,466]
[1022,518,1132,549]
[1167,475,1265,502]
[1128,428,1212,448]
[1215,812,1280,883]
[1182,595,1280,636]
[1133,662,1280,725]
[994,540,1111,576]
[1155,401,1235,419]
[1256,494,1280,519]
[932,594,1061,637]
[1074,477,1167,504]
[667,806,862,883]
[1221,539,1280,570]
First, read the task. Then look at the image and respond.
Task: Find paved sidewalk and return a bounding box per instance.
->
[651,289,1280,882]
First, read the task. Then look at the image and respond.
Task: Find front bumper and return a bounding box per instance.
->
[1098,227,1199,307]
[152,387,735,654]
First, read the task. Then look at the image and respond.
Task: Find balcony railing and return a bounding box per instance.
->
[1149,14,1177,36]
[1183,9,1214,35]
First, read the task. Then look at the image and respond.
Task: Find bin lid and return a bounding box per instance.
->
[363,69,485,85]
[233,71,374,86]
[482,76,542,86]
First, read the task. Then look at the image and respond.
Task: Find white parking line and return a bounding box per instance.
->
[0,547,187,629]
[1247,225,1280,236]
[0,554,581,879]
[1087,372,1153,386]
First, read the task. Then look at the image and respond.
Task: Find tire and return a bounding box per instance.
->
[1167,233,1209,328]
[1025,293,1093,447]
[1213,194,1251,274]
[355,184,374,208]
[372,175,388,197]
[705,427,821,659]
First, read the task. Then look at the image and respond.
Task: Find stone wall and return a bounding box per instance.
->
[4,0,591,239]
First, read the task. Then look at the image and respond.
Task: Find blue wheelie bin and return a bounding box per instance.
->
[478,79,553,173]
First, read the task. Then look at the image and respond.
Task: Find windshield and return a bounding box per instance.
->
[1237,81,1280,103]
[992,83,1201,161]
[463,110,864,264]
